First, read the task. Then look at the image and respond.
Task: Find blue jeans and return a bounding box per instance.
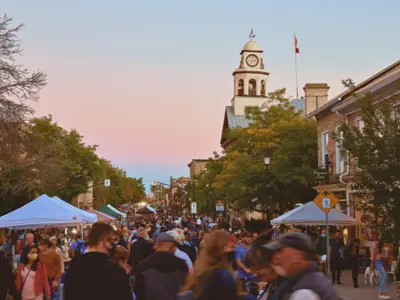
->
[375,259,387,293]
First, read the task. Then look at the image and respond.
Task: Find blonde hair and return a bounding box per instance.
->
[189,231,231,296]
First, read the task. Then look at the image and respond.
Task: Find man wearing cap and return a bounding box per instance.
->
[128,227,154,276]
[266,232,338,300]
[134,232,188,300]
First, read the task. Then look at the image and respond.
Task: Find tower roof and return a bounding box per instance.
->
[243,40,260,51]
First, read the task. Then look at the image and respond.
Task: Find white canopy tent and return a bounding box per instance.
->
[271,201,357,226]
[0,194,98,229]
[52,196,97,223]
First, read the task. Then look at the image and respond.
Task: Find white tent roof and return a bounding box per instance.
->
[271,201,357,226]
[107,204,127,217]
[0,194,97,229]
[52,196,97,223]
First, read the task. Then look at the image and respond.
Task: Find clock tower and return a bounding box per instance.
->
[231,29,270,115]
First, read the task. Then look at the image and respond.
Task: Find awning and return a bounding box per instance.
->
[271,201,357,226]
[87,209,115,223]
[136,206,156,214]
[97,205,121,218]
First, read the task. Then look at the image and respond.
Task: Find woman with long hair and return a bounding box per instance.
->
[184,230,236,300]
[15,246,51,300]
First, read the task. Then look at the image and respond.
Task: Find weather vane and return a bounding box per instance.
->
[249,28,256,40]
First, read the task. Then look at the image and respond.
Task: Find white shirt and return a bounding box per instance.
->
[174,248,193,271]
[289,289,320,300]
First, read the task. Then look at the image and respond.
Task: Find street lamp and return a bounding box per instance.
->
[264,152,271,167]
[263,152,271,220]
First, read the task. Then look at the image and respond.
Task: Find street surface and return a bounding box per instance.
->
[335,271,397,300]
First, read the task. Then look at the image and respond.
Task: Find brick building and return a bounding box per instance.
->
[306,59,400,241]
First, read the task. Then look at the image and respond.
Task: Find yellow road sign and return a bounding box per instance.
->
[313,190,339,214]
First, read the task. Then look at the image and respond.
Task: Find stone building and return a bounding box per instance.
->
[187,159,209,177]
[306,59,400,241]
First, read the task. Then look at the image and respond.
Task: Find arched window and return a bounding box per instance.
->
[261,80,266,96]
[238,79,244,96]
[249,79,256,96]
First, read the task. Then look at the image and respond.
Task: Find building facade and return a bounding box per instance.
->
[187,159,209,177]
[306,59,400,241]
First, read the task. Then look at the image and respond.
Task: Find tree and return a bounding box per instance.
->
[336,90,400,238]
[0,14,46,159]
[93,159,146,207]
[212,89,318,216]
[0,15,46,213]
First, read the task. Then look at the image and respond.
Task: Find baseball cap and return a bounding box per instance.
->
[264,232,315,256]
[156,232,177,243]
[167,230,184,245]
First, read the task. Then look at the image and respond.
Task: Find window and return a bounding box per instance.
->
[249,79,256,96]
[321,131,329,168]
[356,118,365,131]
[335,125,344,174]
[238,79,244,96]
[261,80,266,96]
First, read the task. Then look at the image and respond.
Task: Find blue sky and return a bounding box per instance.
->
[3,0,400,190]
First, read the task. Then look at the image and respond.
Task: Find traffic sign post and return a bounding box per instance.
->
[191,202,197,214]
[313,190,339,277]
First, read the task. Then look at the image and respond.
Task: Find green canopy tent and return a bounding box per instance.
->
[97,205,121,218]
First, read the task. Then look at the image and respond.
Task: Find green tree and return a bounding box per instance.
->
[0,15,47,213]
[336,91,400,238]
[213,89,318,216]
[27,116,100,201]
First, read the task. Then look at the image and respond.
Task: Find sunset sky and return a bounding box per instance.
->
[3,0,400,189]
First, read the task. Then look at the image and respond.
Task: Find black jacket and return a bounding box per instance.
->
[64,252,132,300]
[134,251,188,300]
[129,237,154,275]
[0,250,16,300]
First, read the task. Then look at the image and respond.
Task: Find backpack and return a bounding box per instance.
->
[74,242,85,258]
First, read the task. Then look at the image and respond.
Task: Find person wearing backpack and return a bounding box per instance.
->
[71,234,87,258]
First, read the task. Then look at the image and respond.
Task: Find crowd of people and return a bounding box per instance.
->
[0,214,399,300]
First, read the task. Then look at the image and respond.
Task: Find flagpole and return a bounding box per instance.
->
[294,33,299,99]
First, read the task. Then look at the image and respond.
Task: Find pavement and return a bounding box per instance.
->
[334,270,397,300]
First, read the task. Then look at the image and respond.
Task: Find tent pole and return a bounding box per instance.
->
[80,221,84,239]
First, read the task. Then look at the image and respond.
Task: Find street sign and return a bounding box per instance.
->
[314,168,329,180]
[313,190,339,277]
[104,179,111,187]
[313,190,339,214]
[191,202,197,214]
[216,200,224,212]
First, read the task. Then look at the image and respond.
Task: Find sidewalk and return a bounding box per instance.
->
[334,270,397,300]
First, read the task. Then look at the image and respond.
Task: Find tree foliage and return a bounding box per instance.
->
[336,89,400,238]
[194,89,318,216]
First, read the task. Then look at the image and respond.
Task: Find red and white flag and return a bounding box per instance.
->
[294,35,300,54]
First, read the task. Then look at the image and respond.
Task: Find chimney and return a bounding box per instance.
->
[303,83,330,115]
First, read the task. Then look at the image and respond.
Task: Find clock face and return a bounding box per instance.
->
[246,54,259,67]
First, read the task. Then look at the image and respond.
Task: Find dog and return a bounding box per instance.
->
[364,266,380,285]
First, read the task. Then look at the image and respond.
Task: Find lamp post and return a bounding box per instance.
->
[264,152,271,169]
[263,152,271,220]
